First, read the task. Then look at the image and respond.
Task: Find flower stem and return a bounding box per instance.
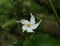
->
[48,0,60,26]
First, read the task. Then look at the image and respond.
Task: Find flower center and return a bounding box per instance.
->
[26,24,31,27]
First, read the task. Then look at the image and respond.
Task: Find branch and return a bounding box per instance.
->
[48,0,60,26]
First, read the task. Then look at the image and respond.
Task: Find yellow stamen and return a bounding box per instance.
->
[26,24,31,27]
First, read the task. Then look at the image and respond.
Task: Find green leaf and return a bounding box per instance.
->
[23,34,60,46]
[0,15,10,25]
[2,19,17,29]
[14,40,23,46]
[8,40,23,46]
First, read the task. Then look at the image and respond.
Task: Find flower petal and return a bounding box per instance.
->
[19,19,29,24]
[22,26,27,32]
[27,27,34,33]
[31,19,42,29]
[30,13,35,24]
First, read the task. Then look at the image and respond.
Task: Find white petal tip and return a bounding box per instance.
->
[39,19,42,23]
[27,31,35,33]
[30,13,32,16]
[16,21,20,23]
[32,31,35,33]
[22,30,34,33]
[22,31,24,32]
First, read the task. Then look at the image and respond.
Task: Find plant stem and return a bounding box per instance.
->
[48,0,60,26]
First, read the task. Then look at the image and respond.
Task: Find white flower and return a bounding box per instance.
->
[17,13,42,33]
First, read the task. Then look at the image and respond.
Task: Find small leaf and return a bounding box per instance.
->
[23,33,60,46]
[2,19,17,29]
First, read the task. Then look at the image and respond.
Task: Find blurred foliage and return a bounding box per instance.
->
[2,19,16,29]
[0,0,60,46]
[23,34,60,46]
[0,0,14,14]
